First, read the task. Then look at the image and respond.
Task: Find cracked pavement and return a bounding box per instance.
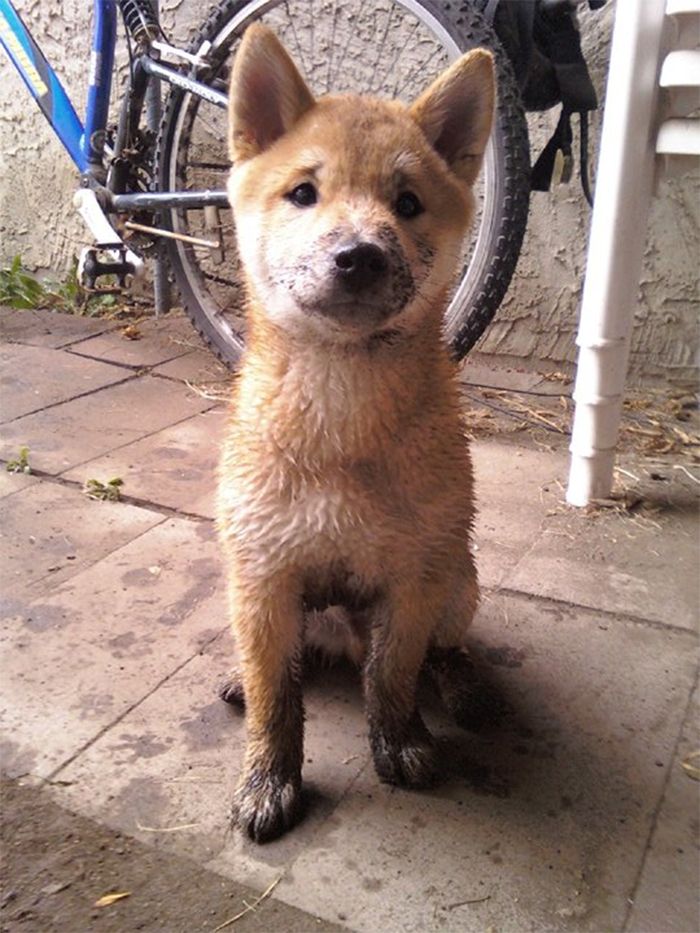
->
[1,307,698,933]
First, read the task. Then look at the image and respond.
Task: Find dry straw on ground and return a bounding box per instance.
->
[463,383,699,461]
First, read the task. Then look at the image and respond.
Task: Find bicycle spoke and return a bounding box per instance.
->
[373,18,421,96]
[185,98,225,141]
[283,1,309,77]
[330,0,360,90]
[325,0,339,92]
[392,44,443,99]
[308,0,314,81]
[367,4,396,95]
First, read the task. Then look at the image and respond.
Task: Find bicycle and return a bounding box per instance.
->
[0,0,531,367]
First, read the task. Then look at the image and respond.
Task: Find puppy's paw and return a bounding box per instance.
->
[217,667,245,708]
[232,770,302,843]
[370,723,437,789]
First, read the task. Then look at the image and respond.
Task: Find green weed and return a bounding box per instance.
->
[83,477,124,502]
[0,257,46,309]
[0,256,119,315]
[5,446,31,474]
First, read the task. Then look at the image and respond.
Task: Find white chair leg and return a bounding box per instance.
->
[566,0,668,506]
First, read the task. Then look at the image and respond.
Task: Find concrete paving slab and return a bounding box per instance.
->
[2,777,344,933]
[53,638,370,881]
[43,589,697,932]
[0,307,115,348]
[504,475,700,631]
[0,469,36,499]
[256,594,696,933]
[0,343,130,423]
[460,359,573,396]
[1,307,698,932]
[68,314,200,368]
[52,635,244,867]
[153,348,231,385]
[0,374,215,475]
[460,360,545,393]
[0,517,227,779]
[626,681,700,933]
[62,408,227,519]
[471,440,567,588]
[204,661,371,890]
[0,479,163,601]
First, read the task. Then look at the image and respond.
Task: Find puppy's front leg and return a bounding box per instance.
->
[230,577,304,843]
[364,584,438,788]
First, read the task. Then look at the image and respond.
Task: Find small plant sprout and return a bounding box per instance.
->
[0,257,46,309]
[83,477,124,501]
[6,446,31,474]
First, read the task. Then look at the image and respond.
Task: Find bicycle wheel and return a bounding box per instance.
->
[157,0,530,366]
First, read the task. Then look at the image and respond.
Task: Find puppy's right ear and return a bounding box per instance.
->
[228,24,315,162]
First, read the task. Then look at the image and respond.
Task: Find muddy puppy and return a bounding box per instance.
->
[217,24,495,843]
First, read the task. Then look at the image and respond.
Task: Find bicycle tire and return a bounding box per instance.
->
[156,0,530,366]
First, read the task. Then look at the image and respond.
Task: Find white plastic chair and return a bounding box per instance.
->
[566,0,700,506]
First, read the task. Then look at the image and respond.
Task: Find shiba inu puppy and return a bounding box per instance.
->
[217,23,495,843]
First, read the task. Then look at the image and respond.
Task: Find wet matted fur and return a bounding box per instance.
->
[217,24,495,843]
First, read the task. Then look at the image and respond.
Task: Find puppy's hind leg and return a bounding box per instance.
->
[425,646,506,732]
[427,571,507,731]
[229,575,305,843]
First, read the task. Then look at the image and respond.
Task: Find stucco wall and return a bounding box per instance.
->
[1,1,698,381]
[476,4,700,382]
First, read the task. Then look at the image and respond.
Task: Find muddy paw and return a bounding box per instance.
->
[231,770,302,843]
[217,668,245,708]
[370,722,437,788]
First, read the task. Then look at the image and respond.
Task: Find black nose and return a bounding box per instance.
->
[333,242,388,292]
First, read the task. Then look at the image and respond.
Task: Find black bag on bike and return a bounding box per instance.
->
[475,0,607,202]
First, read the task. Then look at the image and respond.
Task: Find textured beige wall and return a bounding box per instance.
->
[476,4,700,382]
[1,1,698,381]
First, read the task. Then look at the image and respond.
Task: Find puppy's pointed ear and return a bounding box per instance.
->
[228,24,315,162]
[410,49,495,186]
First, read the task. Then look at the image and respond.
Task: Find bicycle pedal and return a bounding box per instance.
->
[78,246,139,292]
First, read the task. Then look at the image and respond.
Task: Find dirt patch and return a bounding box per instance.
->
[1,778,341,933]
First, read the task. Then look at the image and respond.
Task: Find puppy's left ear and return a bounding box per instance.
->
[410,49,495,186]
[229,23,315,162]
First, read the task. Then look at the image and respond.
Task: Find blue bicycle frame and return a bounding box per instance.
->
[0,0,227,198]
[0,0,230,303]
[0,0,117,172]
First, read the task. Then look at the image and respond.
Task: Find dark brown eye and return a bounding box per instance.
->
[286,182,317,207]
[395,191,423,219]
